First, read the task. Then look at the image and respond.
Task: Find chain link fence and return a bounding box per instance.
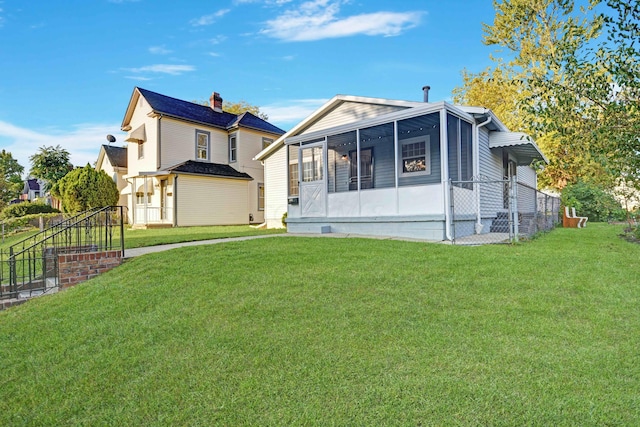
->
[450,178,561,245]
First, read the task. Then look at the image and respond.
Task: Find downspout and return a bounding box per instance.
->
[474,114,492,233]
[441,110,452,241]
[173,175,178,227]
[157,114,163,170]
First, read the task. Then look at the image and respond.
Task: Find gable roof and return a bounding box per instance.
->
[167,160,253,180]
[254,94,423,161]
[102,145,127,168]
[23,178,39,193]
[121,87,285,136]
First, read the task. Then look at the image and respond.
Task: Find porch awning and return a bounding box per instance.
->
[135,181,154,194]
[125,124,146,143]
[489,132,549,165]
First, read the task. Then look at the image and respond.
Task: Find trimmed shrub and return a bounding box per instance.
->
[0,202,60,220]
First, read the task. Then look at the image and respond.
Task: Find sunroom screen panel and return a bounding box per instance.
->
[397,113,441,186]
[360,123,395,189]
[327,131,356,193]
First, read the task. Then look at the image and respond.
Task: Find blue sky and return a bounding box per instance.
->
[0,0,499,173]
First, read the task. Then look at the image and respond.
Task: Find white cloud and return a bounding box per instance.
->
[209,35,227,45]
[190,9,230,26]
[261,98,328,129]
[261,0,423,41]
[149,45,172,55]
[125,64,195,75]
[0,120,126,172]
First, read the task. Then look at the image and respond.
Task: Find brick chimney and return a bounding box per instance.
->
[209,92,223,113]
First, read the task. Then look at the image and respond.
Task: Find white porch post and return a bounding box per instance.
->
[440,109,452,241]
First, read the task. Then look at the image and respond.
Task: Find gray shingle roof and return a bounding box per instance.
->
[102,145,127,168]
[167,160,253,180]
[136,87,285,136]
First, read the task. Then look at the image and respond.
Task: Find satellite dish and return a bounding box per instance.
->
[106,134,116,143]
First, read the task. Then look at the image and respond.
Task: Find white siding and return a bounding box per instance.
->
[304,102,408,134]
[264,147,288,228]
[98,156,128,208]
[160,118,228,168]
[176,175,249,226]
[127,97,158,175]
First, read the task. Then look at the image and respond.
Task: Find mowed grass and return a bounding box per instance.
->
[0,224,638,425]
[123,225,285,249]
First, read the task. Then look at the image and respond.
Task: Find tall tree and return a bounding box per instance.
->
[453,0,611,189]
[0,150,24,204]
[29,145,74,191]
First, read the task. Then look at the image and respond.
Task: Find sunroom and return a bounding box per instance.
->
[284,102,475,241]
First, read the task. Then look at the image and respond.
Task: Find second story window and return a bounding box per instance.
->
[262,137,273,149]
[229,134,237,163]
[196,130,209,161]
[138,142,144,159]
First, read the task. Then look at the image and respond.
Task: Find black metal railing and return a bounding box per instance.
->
[0,206,125,300]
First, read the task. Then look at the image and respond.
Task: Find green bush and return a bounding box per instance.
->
[561,181,625,222]
[1,212,64,235]
[0,202,60,220]
[53,165,119,213]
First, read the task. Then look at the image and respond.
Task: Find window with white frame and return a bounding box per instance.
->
[258,183,265,210]
[196,130,209,161]
[400,136,430,175]
[229,134,237,162]
[137,142,144,159]
[135,192,151,204]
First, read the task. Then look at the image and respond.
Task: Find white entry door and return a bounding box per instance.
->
[299,144,326,217]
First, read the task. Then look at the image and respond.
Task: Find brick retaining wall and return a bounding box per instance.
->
[58,250,123,289]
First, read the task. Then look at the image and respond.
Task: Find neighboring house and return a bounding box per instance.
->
[254,88,549,241]
[20,178,43,201]
[96,144,128,208]
[120,87,285,227]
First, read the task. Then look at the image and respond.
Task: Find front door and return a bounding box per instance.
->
[299,144,326,217]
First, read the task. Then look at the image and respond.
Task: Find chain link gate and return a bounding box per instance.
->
[450,177,560,245]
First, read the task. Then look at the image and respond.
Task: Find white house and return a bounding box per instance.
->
[96,144,128,209]
[254,89,549,241]
[119,87,285,227]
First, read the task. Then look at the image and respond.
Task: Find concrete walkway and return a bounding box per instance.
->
[123,232,440,258]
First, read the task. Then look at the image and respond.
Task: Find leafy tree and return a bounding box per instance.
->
[454,0,614,190]
[29,145,74,190]
[0,150,24,204]
[193,99,269,120]
[223,100,269,120]
[52,164,119,213]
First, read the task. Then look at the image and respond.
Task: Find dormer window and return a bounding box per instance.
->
[196,130,210,161]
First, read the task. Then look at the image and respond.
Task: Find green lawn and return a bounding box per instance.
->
[1,224,638,425]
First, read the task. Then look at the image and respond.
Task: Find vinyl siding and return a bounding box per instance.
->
[126,97,158,175]
[304,102,409,134]
[478,128,503,180]
[176,175,249,226]
[264,147,288,228]
[160,118,228,168]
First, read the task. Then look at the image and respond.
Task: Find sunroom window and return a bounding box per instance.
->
[401,137,429,174]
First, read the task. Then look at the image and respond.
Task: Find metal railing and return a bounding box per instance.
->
[450,178,560,245]
[0,206,125,300]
